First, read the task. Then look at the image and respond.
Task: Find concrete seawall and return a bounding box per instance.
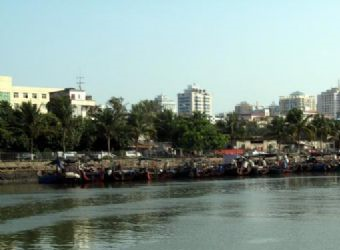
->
[0,157,223,184]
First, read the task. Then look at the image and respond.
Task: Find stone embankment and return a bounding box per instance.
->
[0,157,223,184]
[0,161,53,184]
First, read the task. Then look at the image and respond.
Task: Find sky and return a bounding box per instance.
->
[1,0,340,113]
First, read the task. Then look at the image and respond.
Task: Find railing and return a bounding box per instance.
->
[0,152,58,161]
[0,150,222,162]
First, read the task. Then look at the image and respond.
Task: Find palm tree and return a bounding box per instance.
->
[267,116,287,152]
[47,96,73,152]
[327,119,340,151]
[311,114,331,151]
[18,102,42,157]
[93,97,127,154]
[224,112,246,146]
[128,100,159,150]
[285,108,313,152]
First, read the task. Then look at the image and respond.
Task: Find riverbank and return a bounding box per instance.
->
[0,157,223,184]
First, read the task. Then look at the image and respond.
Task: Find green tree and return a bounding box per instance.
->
[77,118,98,151]
[267,116,287,152]
[173,112,227,153]
[311,114,331,150]
[128,100,160,150]
[216,112,246,146]
[93,97,127,154]
[66,117,84,151]
[35,113,60,151]
[244,120,264,138]
[17,102,43,156]
[329,120,340,150]
[47,96,73,152]
[0,101,15,149]
[154,109,176,142]
[285,108,313,152]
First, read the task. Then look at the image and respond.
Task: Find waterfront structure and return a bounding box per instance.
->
[236,139,278,152]
[154,95,176,113]
[279,91,316,115]
[177,84,212,117]
[50,88,96,117]
[317,87,340,119]
[0,76,62,113]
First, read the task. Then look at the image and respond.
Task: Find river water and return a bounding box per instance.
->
[1,175,340,250]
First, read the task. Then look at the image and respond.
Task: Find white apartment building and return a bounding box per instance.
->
[279,91,316,115]
[317,87,340,119]
[177,84,212,117]
[50,88,96,118]
[0,76,62,113]
[154,95,176,113]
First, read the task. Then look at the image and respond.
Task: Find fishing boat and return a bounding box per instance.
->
[38,171,81,184]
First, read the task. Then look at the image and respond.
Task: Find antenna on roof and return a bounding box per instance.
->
[76,76,84,90]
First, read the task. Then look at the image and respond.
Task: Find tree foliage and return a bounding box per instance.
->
[128,100,159,148]
[47,95,73,152]
[173,112,227,153]
[92,97,127,153]
[4,96,340,155]
[17,102,42,154]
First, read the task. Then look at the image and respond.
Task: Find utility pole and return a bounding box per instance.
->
[76,76,85,90]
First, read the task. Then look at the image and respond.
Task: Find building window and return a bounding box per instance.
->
[32,93,37,99]
[71,94,75,100]
[14,92,19,98]
[23,93,28,98]
[42,94,47,99]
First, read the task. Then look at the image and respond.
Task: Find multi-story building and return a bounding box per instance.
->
[50,88,96,117]
[213,112,228,124]
[279,91,316,115]
[268,102,280,117]
[0,76,62,113]
[234,101,271,125]
[234,102,253,117]
[177,84,212,117]
[317,87,340,119]
[0,75,96,117]
[154,95,176,113]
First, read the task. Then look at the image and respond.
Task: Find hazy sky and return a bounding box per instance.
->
[1,0,340,113]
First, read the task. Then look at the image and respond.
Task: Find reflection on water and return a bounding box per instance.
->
[1,175,340,249]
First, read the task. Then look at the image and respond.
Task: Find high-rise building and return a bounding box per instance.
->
[317,87,340,119]
[154,95,176,113]
[177,84,212,117]
[279,91,316,115]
